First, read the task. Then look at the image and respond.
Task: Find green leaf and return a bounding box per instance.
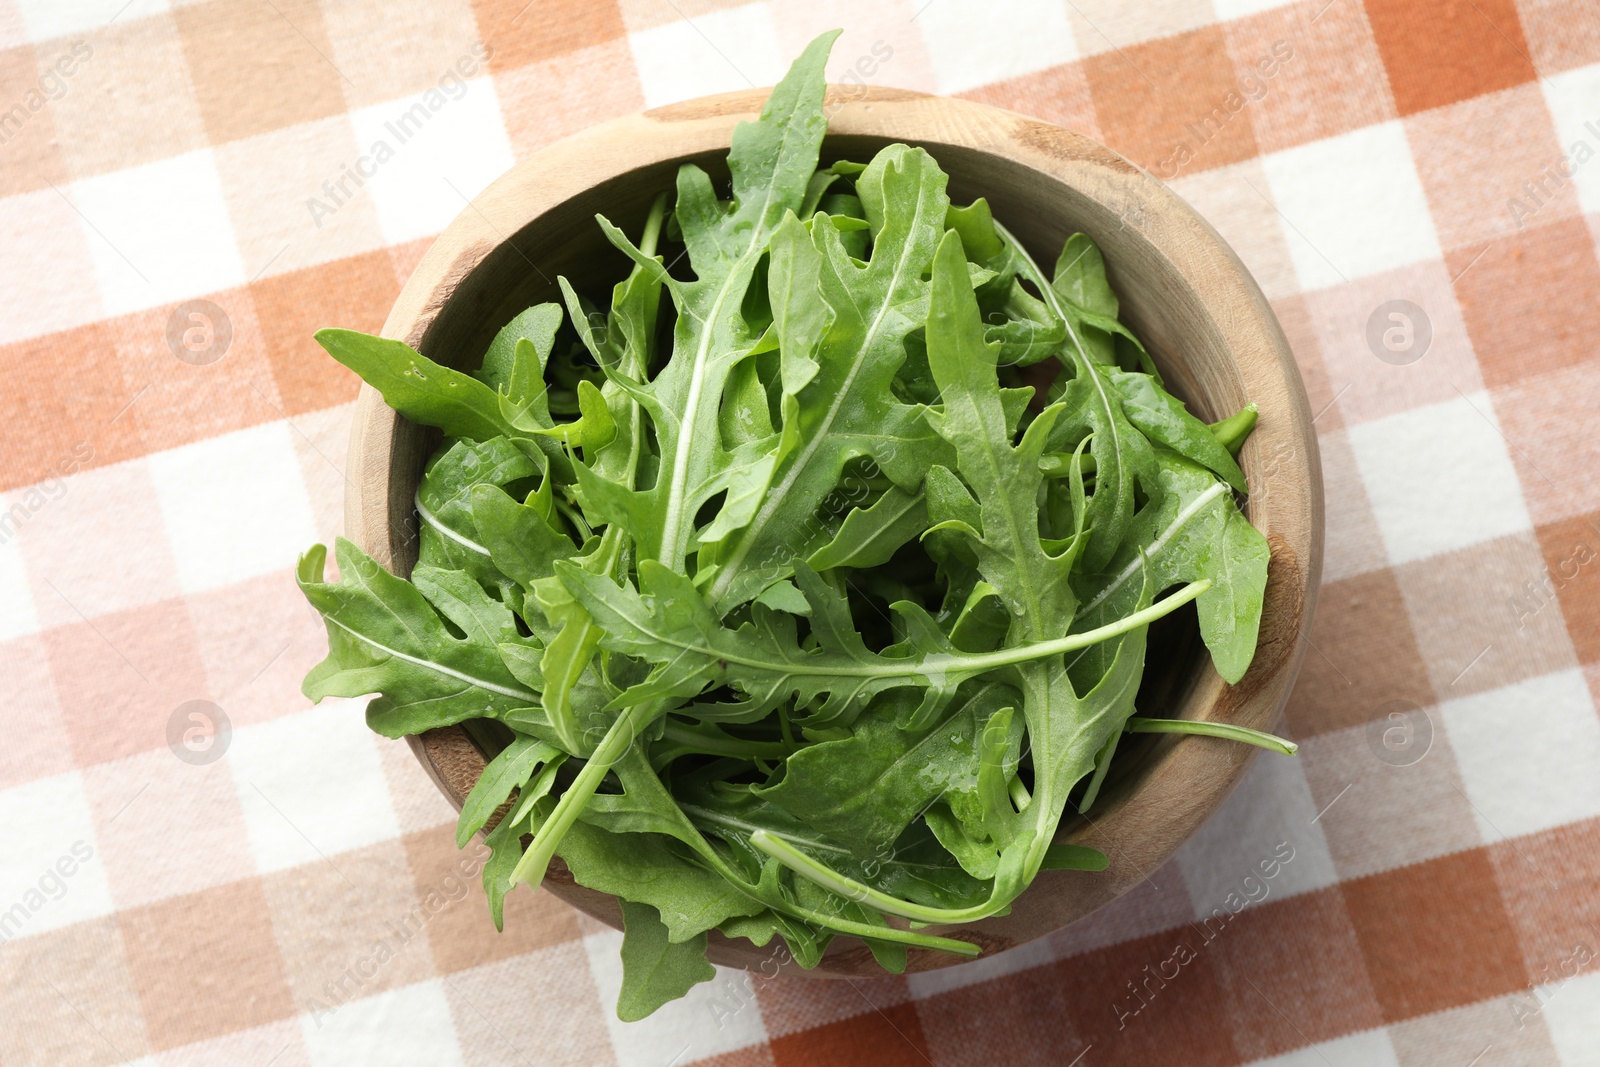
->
[481,805,530,931]
[989,224,1159,572]
[924,800,1000,879]
[1110,369,1245,492]
[1039,842,1110,871]
[516,378,615,450]
[314,329,531,443]
[495,640,545,692]
[559,556,1206,726]
[590,751,986,954]
[411,565,520,648]
[563,821,765,943]
[414,437,541,586]
[1072,452,1269,685]
[806,485,928,572]
[923,230,1077,640]
[756,680,1015,856]
[1052,233,1118,324]
[539,202,665,754]
[507,750,567,826]
[456,734,560,847]
[699,143,957,612]
[944,198,1004,262]
[947,582,1011,653]
[752,579,810,616]
[923,464,981,535]
[469,483,577,594]
[476,302,563,414]
[617,901,717,1021]
[298,539,539,738]
[575,30,839,572]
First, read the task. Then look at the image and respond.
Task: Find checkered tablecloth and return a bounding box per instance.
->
[2,0,1598,1064]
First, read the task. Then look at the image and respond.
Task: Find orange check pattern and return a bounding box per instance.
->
[2,1,1598,1064]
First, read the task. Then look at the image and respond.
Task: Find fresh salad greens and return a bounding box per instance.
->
[298,30,1292,1019]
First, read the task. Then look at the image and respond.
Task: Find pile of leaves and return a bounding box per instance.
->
[298,30,1290,1019]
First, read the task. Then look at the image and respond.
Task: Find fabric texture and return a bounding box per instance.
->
[1,1,1598,1064]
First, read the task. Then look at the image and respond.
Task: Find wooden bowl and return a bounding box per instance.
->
[346,86,1323,977]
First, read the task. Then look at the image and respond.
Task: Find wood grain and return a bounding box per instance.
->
[347,86,1325,977]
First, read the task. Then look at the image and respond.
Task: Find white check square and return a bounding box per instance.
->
[0,188,106,346]
[348,78,515,246]
[68,148,245,316]
[228,700,401,876]
[1347,392,1532,566]
[918,0,1077,94]
[0,771,114,941]
[1541,63,1600,217]
[628,4,787,109]
[301,979,464,1067]
[147,421,318,595]
[1261,121,1442,291]
[15,0,170,41]
[1441,669,1600,841]
[1542,969,1600,1067]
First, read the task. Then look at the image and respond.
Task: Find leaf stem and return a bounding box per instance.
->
[615,760,981,956]
[640,191,669,259]
[958,581,1207,672]
[1124,715,1297,755]
[625,579,1210,685]
[509,700,657,888]
[656,721,795,764]
[1207,402,1258,458]
[750,828,1004,926]
[1076,729,1119,814]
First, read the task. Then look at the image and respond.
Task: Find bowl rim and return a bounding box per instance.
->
[345,84,1324,976]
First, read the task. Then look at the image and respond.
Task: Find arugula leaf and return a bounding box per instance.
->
[298,539,539,737]
[559,556,1206,728]
[314,329,533,444]
[756,680,1015,856]
[698,143,956,612]
[415,437,541,588]
[617,901,716,1022]
[563,820,766,942]
[470,483,578,597]
[980,222,1159,573]
[585,750,986,957]
[541,196,668,755]
[476,303,563,405]
[481,804,531,931]
[456,733,560,847]
[1071,452,1268,685]
[1110,369,1246,492]
[806,485,928,572]
[571,30,839,572]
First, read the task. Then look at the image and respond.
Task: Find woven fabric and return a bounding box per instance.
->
[2,1,1598,1064]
